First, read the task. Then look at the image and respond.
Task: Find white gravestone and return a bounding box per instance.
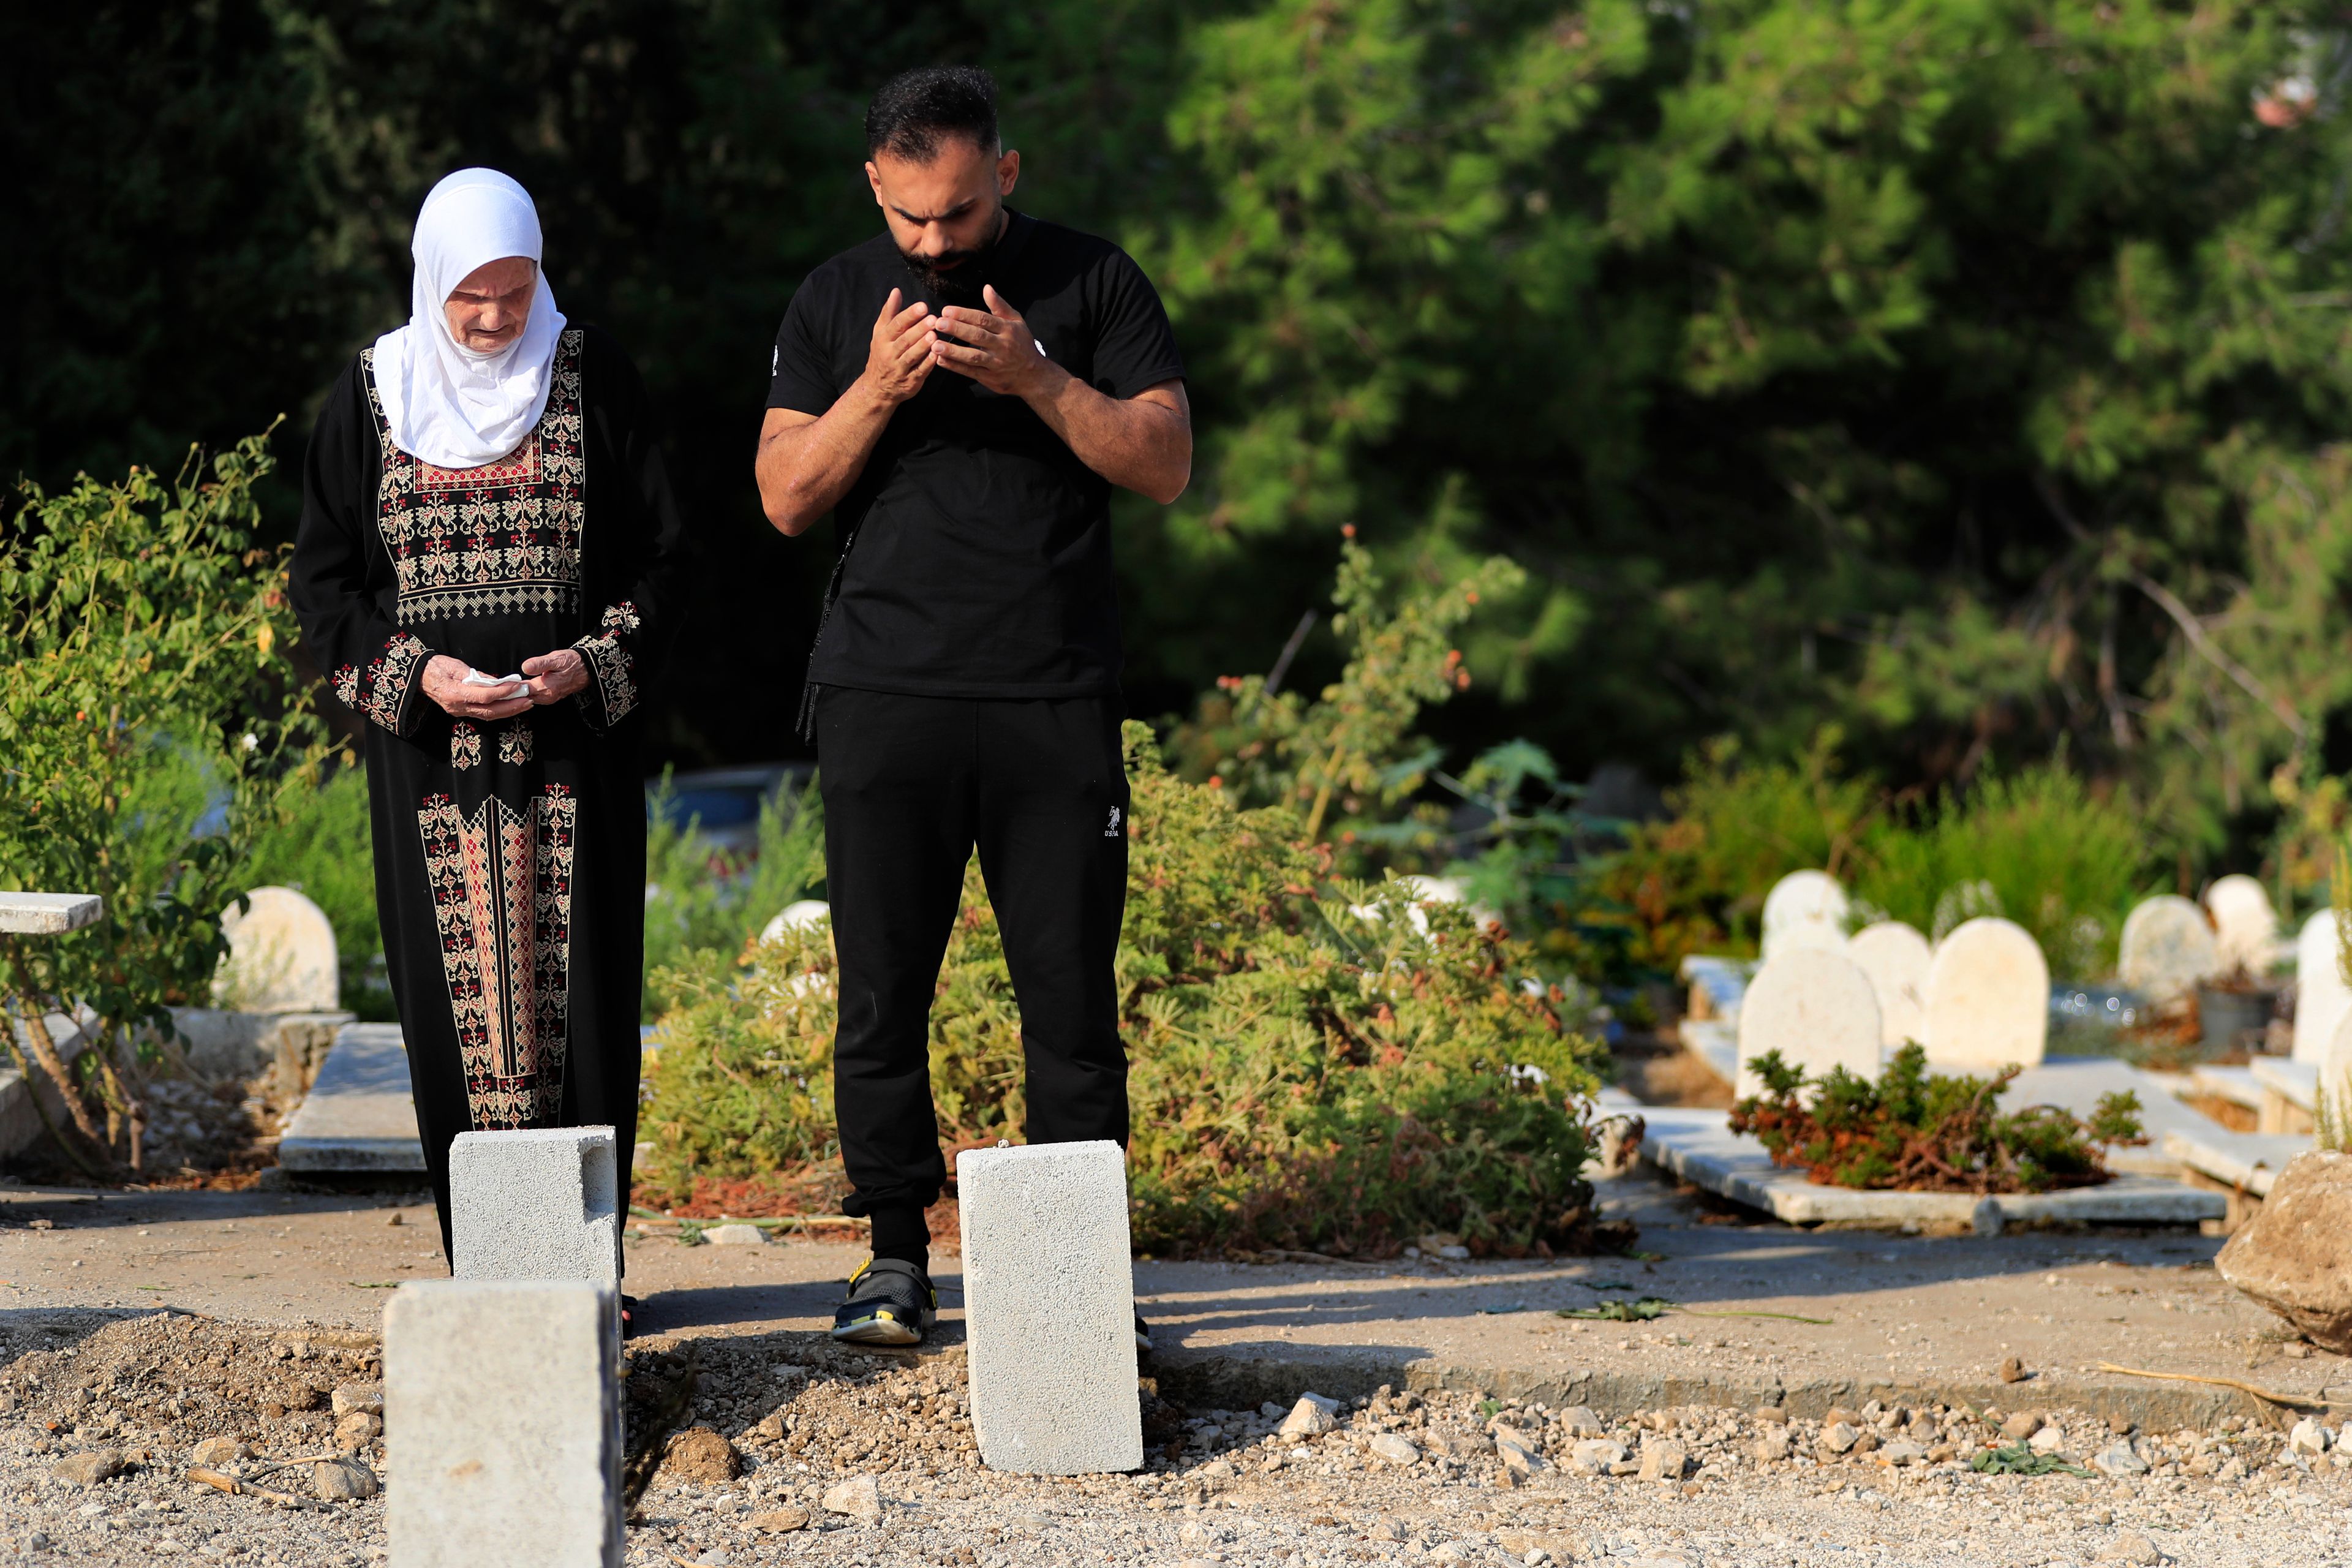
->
[385,1278,622,1568]
[1923,917,2049,1071]
[213,886,339,1012]
[2206,875,2278,976]
[2322,1012,2352,1125]
[1760,870,1850,960]
[1848,921,1934,1049]
[2295,909,2352,1068]
[449,1127,622,1298]
[1734,947,1882,1100]
[758,898,831,944]
[2117,895,2220,1006]
[957,1140,1143,1475]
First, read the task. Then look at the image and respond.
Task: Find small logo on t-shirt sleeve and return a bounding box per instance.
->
[1104,806,1122,838]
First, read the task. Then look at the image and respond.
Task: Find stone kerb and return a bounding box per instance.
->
[213,886,340,1013]
[1758,871,1849,961]
[2205,875,2278,976]
[1923,917,2049,1070]
[957,1140,1144,1476]
[2295,909,2351,1067]
[449,1126,622,1297]
[1847,921,1932,1049]
[1733,947,1881,1101]
[2117,895,2220,1007]
[385,1278,622,1568]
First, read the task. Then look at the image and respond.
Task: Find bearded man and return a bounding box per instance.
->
[755,65,1189,1348]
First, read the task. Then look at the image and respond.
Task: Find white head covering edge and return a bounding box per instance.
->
[372,168,567,470]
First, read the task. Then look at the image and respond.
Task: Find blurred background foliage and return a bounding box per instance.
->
[11,1,2352,952]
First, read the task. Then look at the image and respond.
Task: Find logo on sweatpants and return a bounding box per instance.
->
[1105,807,1123,839]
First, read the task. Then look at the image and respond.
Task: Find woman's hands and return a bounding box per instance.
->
[521,648,589,703]
[423,655,532,720]
[421,649,589,719]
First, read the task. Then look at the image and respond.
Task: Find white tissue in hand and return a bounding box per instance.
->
[462,671,527,689]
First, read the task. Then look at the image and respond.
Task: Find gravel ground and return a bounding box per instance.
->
[4,1315,2351,1567]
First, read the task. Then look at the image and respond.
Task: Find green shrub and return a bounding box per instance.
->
[1570,737,2151,982]
[1728,1044,2143,1194]
[0,436,318,1171]
[639,724,1615,1258]
[1849,764,2147,978]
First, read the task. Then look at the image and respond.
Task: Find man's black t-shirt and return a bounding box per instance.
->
[768,210,1185,699]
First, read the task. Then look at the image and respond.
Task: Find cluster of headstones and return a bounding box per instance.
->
[1736,872,2047,1097]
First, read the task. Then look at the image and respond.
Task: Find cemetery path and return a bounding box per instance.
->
[0,1169,2332,1431]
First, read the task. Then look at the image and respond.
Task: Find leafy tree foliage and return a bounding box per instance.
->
[9,2,2352,864]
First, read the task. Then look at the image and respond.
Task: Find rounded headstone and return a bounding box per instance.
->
[2117,895,2220,1006]
[758,899,831,944]
[1734,947,1882,1100]
[2206,875,2278,976]
[213,886,339,1013]
[1923,916,2049,1070]
[2295,909,2350,1067]
[1848,921,1934,1049]
[1760,871,1850,961]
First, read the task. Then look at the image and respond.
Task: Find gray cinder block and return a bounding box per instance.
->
[385,1279,621,1568]
[956,1140,1143,1474]
[450,1126,620,1291]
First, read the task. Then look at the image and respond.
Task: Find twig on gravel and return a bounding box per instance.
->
[186,1466,322,1509]
[2095,1362,2351,1411]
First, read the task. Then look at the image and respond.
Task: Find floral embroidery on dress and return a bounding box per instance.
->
[333,665,360,710]
[573,600,642,727]
[499,724,533,765]
[358,632,428,733]
[362,331,586,624]
[450,722,481,770]
[416,785,578,1129]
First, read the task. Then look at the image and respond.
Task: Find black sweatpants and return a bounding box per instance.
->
[815,687,1131,1230]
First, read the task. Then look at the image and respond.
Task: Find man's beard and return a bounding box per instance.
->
[901,219,1001,304]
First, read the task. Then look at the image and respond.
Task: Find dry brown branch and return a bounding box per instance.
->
[2094,1362,2350,1411]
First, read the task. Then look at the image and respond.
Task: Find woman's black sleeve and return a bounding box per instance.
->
[288,358,436,736]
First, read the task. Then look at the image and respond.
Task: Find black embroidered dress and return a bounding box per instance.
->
[291,325,689,1259]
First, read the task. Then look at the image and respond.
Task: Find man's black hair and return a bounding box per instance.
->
[865,65,1000,163]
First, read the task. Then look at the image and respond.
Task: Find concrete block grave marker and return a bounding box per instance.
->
[2118,895,2220,1006]
[1847,921,1932,1048]
[1733,947,1881,1100]
[1923,916,2048,1070]
[957,1139,1143,1475]
[1759,870,1849,960]
[385,1278,621,1568]
[213,886,340,1013]
[450,1126,620,1295]
[2295,909,2350,1067]
[2206,875,2278,976]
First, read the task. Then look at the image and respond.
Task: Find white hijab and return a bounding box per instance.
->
[372,168,568,470]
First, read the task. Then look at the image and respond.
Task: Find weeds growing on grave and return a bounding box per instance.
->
[639,723,1618,1259]
[1727,1044,2144,1193]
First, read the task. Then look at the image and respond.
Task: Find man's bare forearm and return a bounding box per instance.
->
[756,380,898,537]
[1022,369,1191,505]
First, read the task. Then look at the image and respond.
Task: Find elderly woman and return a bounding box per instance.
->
[292,169,690,1297]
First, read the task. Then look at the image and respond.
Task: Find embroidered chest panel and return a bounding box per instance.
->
[363,330,587,624]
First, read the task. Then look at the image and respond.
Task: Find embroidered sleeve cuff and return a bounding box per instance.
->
[334,631,433,736]
[571,601,644,731]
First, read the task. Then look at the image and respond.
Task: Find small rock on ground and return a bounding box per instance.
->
[659,1426,741,1485]
[309,1457,379,1500]
[821,1472,881,1525]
